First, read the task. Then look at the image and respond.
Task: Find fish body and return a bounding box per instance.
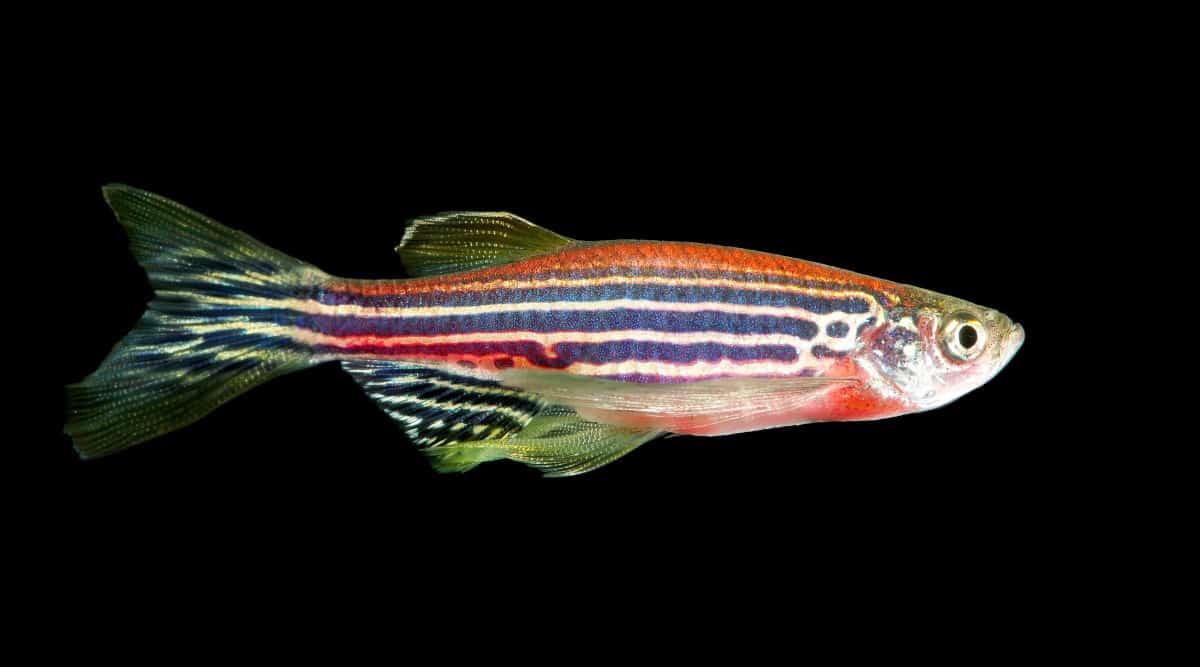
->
[316,242,933,434]
[65,186,1023,475]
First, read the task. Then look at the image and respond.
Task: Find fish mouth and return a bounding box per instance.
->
[951,321,1023,404]
[995,322,1025,373]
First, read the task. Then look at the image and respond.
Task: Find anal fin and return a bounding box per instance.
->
[341,360,547,448]
[341,360,660,476]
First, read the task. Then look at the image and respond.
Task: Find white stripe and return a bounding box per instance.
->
[374,393,532,422]
[565,358,820,379]
[399,270,898,300]
[351,372,531,400]
[171,273,888,314]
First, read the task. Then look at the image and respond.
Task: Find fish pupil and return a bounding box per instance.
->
[959,325,978,349]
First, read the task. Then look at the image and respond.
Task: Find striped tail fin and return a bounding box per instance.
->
[65,185,328,458]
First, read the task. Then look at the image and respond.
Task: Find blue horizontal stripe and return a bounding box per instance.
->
[597,368,818,384]
[303,308,820,339]
[320,340,798,369]
[320,283,871,314]
[552,341,798,365]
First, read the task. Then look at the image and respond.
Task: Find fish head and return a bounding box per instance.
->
[863,289,1024,412]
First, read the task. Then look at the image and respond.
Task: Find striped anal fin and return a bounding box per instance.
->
[342,360,548,448]
[341,361,661,476]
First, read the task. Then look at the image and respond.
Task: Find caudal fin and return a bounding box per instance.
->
[65,185,327,458]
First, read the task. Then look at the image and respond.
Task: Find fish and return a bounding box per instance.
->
[64,185,1024,476]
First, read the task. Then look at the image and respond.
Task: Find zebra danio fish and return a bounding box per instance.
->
[65,185,1024,476]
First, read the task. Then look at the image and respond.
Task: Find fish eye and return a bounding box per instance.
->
[959,325,978,349]
[941,313,987,362]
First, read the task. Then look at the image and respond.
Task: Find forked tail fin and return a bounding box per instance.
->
[65,185,328,458]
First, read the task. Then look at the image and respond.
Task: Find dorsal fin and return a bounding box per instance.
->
[395,211,574,277]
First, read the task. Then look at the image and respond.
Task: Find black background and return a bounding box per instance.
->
[16,19,1099,637]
